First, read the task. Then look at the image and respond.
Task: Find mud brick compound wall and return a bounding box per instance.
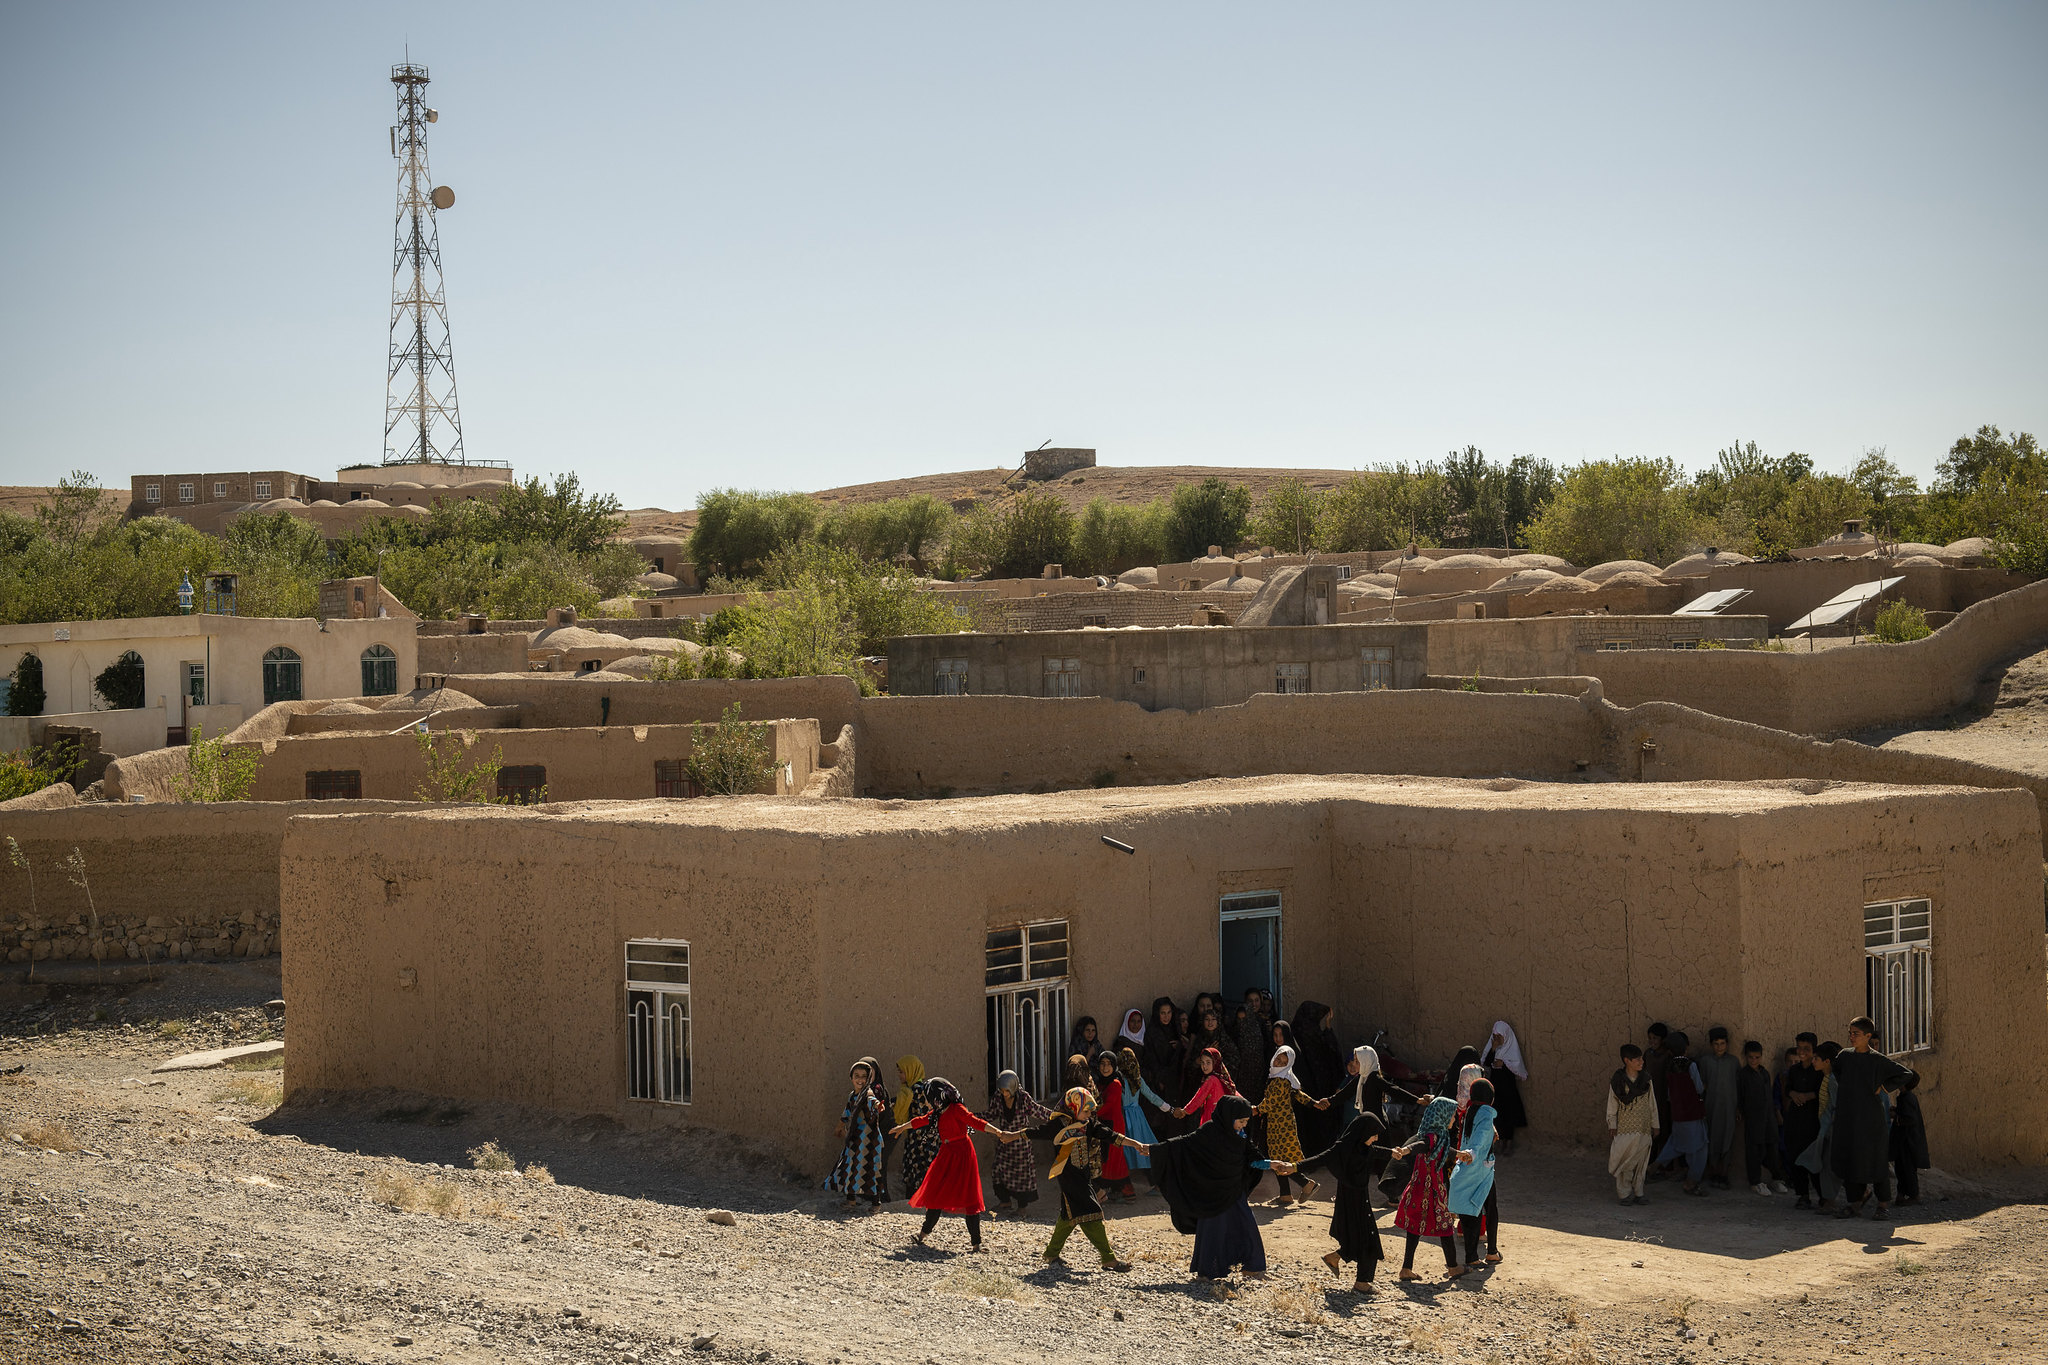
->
[278,777,2048,1175]
[0,801,417,965]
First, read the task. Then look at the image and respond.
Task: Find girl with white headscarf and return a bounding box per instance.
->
[1251,1044,1329,1205]
[1482,1021,1530,1153]
[1350,1044,1424,1130]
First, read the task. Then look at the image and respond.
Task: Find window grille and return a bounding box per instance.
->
[497,765,547,805]
[1274,662,1310,694]
[1361,647,1393,690]
[1081,614,1109,628]
[1042,657,1082,697]
[213,482,227,499]
[933,658,970,695]
[262,646,302,704]
[1131,666,1148,684]
[184,661,208,707]
[178,483,194,503]
[1600,640,1628,651]
[254,480,271,499]
[146,484,161,503]
[626,940,691,1105]
[1864,899,1932,1054]
[306,770,362,800]
[985,920,1070,1099]
[360,644,398,696]
[654,759,702,798]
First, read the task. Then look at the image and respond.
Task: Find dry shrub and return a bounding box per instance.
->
[1262,1284,1326,1325]
[940,1266,1034,1303]
[158,1021,186,1038]
[227,1052,283,1072]
[475,1195,519,1221]
[521,1162,554,1184]
[467,1140,516,1172]
[22,1121,79,1152]
[214,1075,282,1108]
[1895,1255,1928,1276]
[373,1171,467,1218]
[1540,1341,1599,1365]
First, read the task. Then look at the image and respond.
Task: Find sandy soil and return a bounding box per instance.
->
[1861,643,2048,776]
[4,965,2046,1365]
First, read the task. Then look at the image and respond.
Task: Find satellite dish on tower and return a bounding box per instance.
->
[430,185,455,210]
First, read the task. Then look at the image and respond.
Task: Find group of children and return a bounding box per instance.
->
[823,998,1530,1294]
[1606,1017,1926,1221]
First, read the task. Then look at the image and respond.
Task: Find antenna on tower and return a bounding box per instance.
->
[383,60,467,468]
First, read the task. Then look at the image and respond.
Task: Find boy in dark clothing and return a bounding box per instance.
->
[1737,1040,1786,1196]
[1644,1023,1673,1176]
[1780,1032,1823,1209]
[1889,1072,1929,1206]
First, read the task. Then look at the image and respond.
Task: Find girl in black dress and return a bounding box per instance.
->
[1297,1110,1391,1293]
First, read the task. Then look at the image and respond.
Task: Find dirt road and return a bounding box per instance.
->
[3,965,2044,1364]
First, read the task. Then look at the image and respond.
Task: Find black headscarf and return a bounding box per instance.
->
[1141,996,1188,1101]
[1150,1095,1262,1235]
[1437,1045,1482,1097]
[926,1078,962,1116]
[1326,1110,1388,1188]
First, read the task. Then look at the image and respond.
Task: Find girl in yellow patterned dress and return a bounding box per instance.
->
[1253,1044,1327,1205]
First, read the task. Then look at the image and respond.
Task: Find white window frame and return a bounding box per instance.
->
[934,658,970,696]
[1864,899,1932,1055]
[985,919,1070,1101]
[253,479,272,499]
[183,661,207,707]
[625,939,692,1105]
[1361,646,1393,690]
[145,483,161,504]
[1274,662,1310,694]
[177,482,194,503]
[213,481,227,499]
[1043,656,1082,698]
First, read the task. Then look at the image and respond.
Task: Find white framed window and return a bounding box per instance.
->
[145,483,161,504]
[177,483,194,503]
[1274,662,1310,694]
[1361,646,1393,690]
[1600,640,1628,651]
[1864,899,1932,1055]
[213,482,227,499]
[626,940,691,1104]
[934,658,970,696]
[985,920,1069,1100]
[183,661,207,707]
[254,479,272,499]
[1043,657,1082,697]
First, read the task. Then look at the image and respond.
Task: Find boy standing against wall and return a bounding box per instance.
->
[1737,1040,1787,1196]
[1700,1027,1742,1190]
[1780,1033,1823,1210]
[1607,1044,1659,1205]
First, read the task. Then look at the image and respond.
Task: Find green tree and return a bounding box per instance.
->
[1072,499,1170,576]
[687,489,822,578]
[1248,480,1323,554]
[1163,477,1253,561]
[489,544,603,620]
[977,489,1075,579]
[684,703,776,796]
[588,541,650,600]
[412,728,523,803]
[1756,474,1869,553]
[93,652,146,710]
[818,495,956,572]
[6,652,45,716]
[170,726,260,802]
[0,739,80,802]
[1937,425,2045,495]
[1522,457,1701,566]
[490,473,624,556]
[1871,600,1932,643]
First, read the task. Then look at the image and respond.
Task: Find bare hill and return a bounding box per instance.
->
[0,485,125,520]
[622,464,1360,537]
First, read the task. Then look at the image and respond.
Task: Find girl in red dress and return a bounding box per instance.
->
[1091,1051,1137,1202]
[891,1078,1022,1252]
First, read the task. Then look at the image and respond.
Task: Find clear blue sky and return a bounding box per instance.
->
[2,3,2042,509]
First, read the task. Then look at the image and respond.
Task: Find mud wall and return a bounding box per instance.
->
[442,674,863,739]
[857,691,1603,796]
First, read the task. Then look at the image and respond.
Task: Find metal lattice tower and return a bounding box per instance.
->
[383,62,465,466]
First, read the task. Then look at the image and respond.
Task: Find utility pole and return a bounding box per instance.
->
[384,62,465,466]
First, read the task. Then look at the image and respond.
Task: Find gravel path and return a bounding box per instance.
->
[3,965,2045,1364]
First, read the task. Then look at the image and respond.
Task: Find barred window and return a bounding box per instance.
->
[1361,647,1393,690]
[626,940,691,1105]
[497,765,547,805]
[986,921,1069,1101]
[1274,662,1310,694]
[934,658,969,696]
[1864,899,1932,1055]
[306,770,362,800]
[1042,657,1082,698]
[654,759,702,799]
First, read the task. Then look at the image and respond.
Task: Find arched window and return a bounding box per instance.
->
[360,644,399,697]
[263,646,303,704]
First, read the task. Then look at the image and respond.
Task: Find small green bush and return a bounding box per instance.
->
[172,725,259,802]
[1871,600,1932,643]
[686,702,776,796]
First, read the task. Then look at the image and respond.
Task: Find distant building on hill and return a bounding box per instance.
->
[127,460,515,536]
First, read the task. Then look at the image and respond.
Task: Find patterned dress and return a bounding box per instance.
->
[1255,1077,1312,1164]
[898,1080,941,1199]
[982,1088,1053,1204]
[1393,1132,1456,1238]
[824,1089,887,1203]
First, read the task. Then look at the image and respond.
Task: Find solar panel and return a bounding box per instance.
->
[1673,588,1753,617]
[1785,577,1904,633]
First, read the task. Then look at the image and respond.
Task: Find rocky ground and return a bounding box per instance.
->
[1861,642,2048,775]
[3,963,2046,1365]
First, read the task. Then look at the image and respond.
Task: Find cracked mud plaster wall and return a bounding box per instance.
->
[858,691,1602,797]
[441,673,863,740]
[279,780,2047,1176]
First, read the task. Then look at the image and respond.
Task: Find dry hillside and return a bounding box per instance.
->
[0,485,126,520]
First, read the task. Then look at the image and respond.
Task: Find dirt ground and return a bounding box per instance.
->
[1860,643,2048,775]
[4,964,2046,1365]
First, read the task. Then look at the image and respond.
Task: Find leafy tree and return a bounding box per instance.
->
[819,495,955,572]
[1163,477,1253,561]
[687,489,822,578]
[952,489,1076,579]
[36,470,114,551]
[1072,499,1170,576]
[1871,600,1932,643]
[684,703,776,796]
[1523,457,1701,566]
[1315,465,1455,551]
[93,652,146,711]
[489,544,603,620]
[170,725,259,802]
[0,739,80,802]
[588,541,650,600]
[412,728,524,803]
[1248,480,1323,554]
[491,473,624,556]
[6,652,45,716]
[1756,474,1869,554]
[1937,425,2045,495]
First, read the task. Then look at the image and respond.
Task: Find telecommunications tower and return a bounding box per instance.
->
[383,62,465,466]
